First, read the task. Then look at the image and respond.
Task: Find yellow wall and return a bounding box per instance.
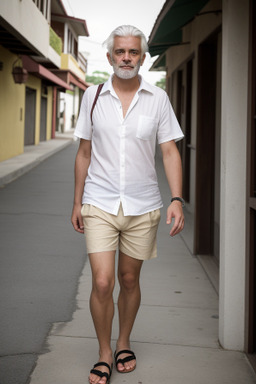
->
[0,45,53,162]
[0,46,25,161]
[61,53,85,80]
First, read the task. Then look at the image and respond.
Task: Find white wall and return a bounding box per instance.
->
[0,0,49,57]
[219,0,249,351]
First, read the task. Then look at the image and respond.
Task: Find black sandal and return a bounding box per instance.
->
[90,361,113,383]
[114,349,136,373]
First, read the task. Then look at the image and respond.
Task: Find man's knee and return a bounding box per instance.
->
[119,271,139,292]
[93,274,115,299]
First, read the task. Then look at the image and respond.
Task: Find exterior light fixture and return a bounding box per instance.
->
[12,57,28,84]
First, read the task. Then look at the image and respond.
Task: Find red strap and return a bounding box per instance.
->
[90,83,104,125]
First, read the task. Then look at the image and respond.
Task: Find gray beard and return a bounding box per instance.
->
[112,61,141,79]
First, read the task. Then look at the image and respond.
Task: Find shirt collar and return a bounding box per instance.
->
[138,75,154,94]
[101,74,154,95]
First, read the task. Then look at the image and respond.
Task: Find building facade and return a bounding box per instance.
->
[0,0,89,162]
[149,0,256,370]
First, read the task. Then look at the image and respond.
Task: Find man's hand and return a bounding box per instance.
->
[166,201,185,237]
[71,203,84,234]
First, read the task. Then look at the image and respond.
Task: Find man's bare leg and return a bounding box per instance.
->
[116,251,143,373]
[88,251,116,384]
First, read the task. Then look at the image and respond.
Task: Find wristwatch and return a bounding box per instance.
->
[171,197,185,207]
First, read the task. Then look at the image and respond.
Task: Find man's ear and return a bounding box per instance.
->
[107,52,113,66]
[141,53,146,66]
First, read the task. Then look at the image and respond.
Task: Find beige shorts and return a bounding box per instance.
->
[81,204,161,260]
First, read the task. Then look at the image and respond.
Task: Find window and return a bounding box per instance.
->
[32,0,49,21]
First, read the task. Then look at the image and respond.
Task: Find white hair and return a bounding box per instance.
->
[103,25,148,58]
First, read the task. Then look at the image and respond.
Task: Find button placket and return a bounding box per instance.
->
[120,124,126,199]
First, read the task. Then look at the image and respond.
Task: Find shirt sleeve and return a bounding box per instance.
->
[74,88,93,140]
[157,91,184,144]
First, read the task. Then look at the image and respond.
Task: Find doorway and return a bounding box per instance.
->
[194,30,221,261]
[246,0,256,371]
[24,87,36,146]
[40,96,47,141]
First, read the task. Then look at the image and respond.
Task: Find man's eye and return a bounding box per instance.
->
[130,51,139,55]
[116,50,124,55]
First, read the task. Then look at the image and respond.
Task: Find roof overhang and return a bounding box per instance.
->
[0,17,41,56]
[22,55,72,91]
[51,0,68,16]
[148,0,209,58]
[50,69,90,91]
[51,14,89,37]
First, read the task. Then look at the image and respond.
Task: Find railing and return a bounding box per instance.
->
[78,52,87,73]
[32,0,50,22]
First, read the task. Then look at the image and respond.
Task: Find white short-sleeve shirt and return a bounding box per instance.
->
[74,75,184,216]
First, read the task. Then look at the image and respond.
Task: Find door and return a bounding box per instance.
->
[24,87,36,146]
[246,0,256,371]
[195,31,220,257]
[174,60,193,204]
[40,96,47,141]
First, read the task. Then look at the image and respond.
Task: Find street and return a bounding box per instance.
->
[0,142,86,384]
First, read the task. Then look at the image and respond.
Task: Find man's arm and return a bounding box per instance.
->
[160,140,185,237]
[71,139,91,233]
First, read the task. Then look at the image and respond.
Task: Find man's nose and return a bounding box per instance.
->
[122,52,131,61]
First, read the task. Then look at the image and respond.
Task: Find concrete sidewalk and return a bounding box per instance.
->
[0,131,74,188]
[1,135,255,384]
[28,232,256,384]
[26,226,256,384]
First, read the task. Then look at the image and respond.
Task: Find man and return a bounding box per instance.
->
[71,25,184,384]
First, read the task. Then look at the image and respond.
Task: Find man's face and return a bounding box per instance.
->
[107,36,146,80]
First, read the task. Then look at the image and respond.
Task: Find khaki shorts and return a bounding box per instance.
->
[81,204,161,260]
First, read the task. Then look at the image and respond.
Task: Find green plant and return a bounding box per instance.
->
[49,27,62,56]
[155,76,166,90]
[86,71,110,85]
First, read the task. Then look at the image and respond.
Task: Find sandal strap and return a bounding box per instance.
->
[90,369,109,379]
[115,350,136,365]
[93,362,111,371]
[90,362,112,380]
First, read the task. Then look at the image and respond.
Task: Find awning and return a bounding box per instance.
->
[148,0,210,57]
[51,14,89,37]
[22,55,72,91]
[50,69,89,91]
[151,54,166,72]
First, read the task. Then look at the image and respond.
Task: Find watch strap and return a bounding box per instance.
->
[171,197,185,207]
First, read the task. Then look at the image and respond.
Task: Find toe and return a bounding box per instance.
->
[117,362,125,372]
[124,359,136,372]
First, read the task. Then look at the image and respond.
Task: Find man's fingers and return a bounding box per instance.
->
[170,216,180,236]
[73,218,84,233]
[167,204,184,237]
[170,217,184,236]
[71,208,84,234]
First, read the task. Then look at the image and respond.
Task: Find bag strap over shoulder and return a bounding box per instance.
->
[90,83,104,125]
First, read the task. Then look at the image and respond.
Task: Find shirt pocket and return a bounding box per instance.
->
[136,115,158,140]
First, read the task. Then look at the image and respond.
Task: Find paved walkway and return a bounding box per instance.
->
[1,135,256,384]
[0,132,74,188]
